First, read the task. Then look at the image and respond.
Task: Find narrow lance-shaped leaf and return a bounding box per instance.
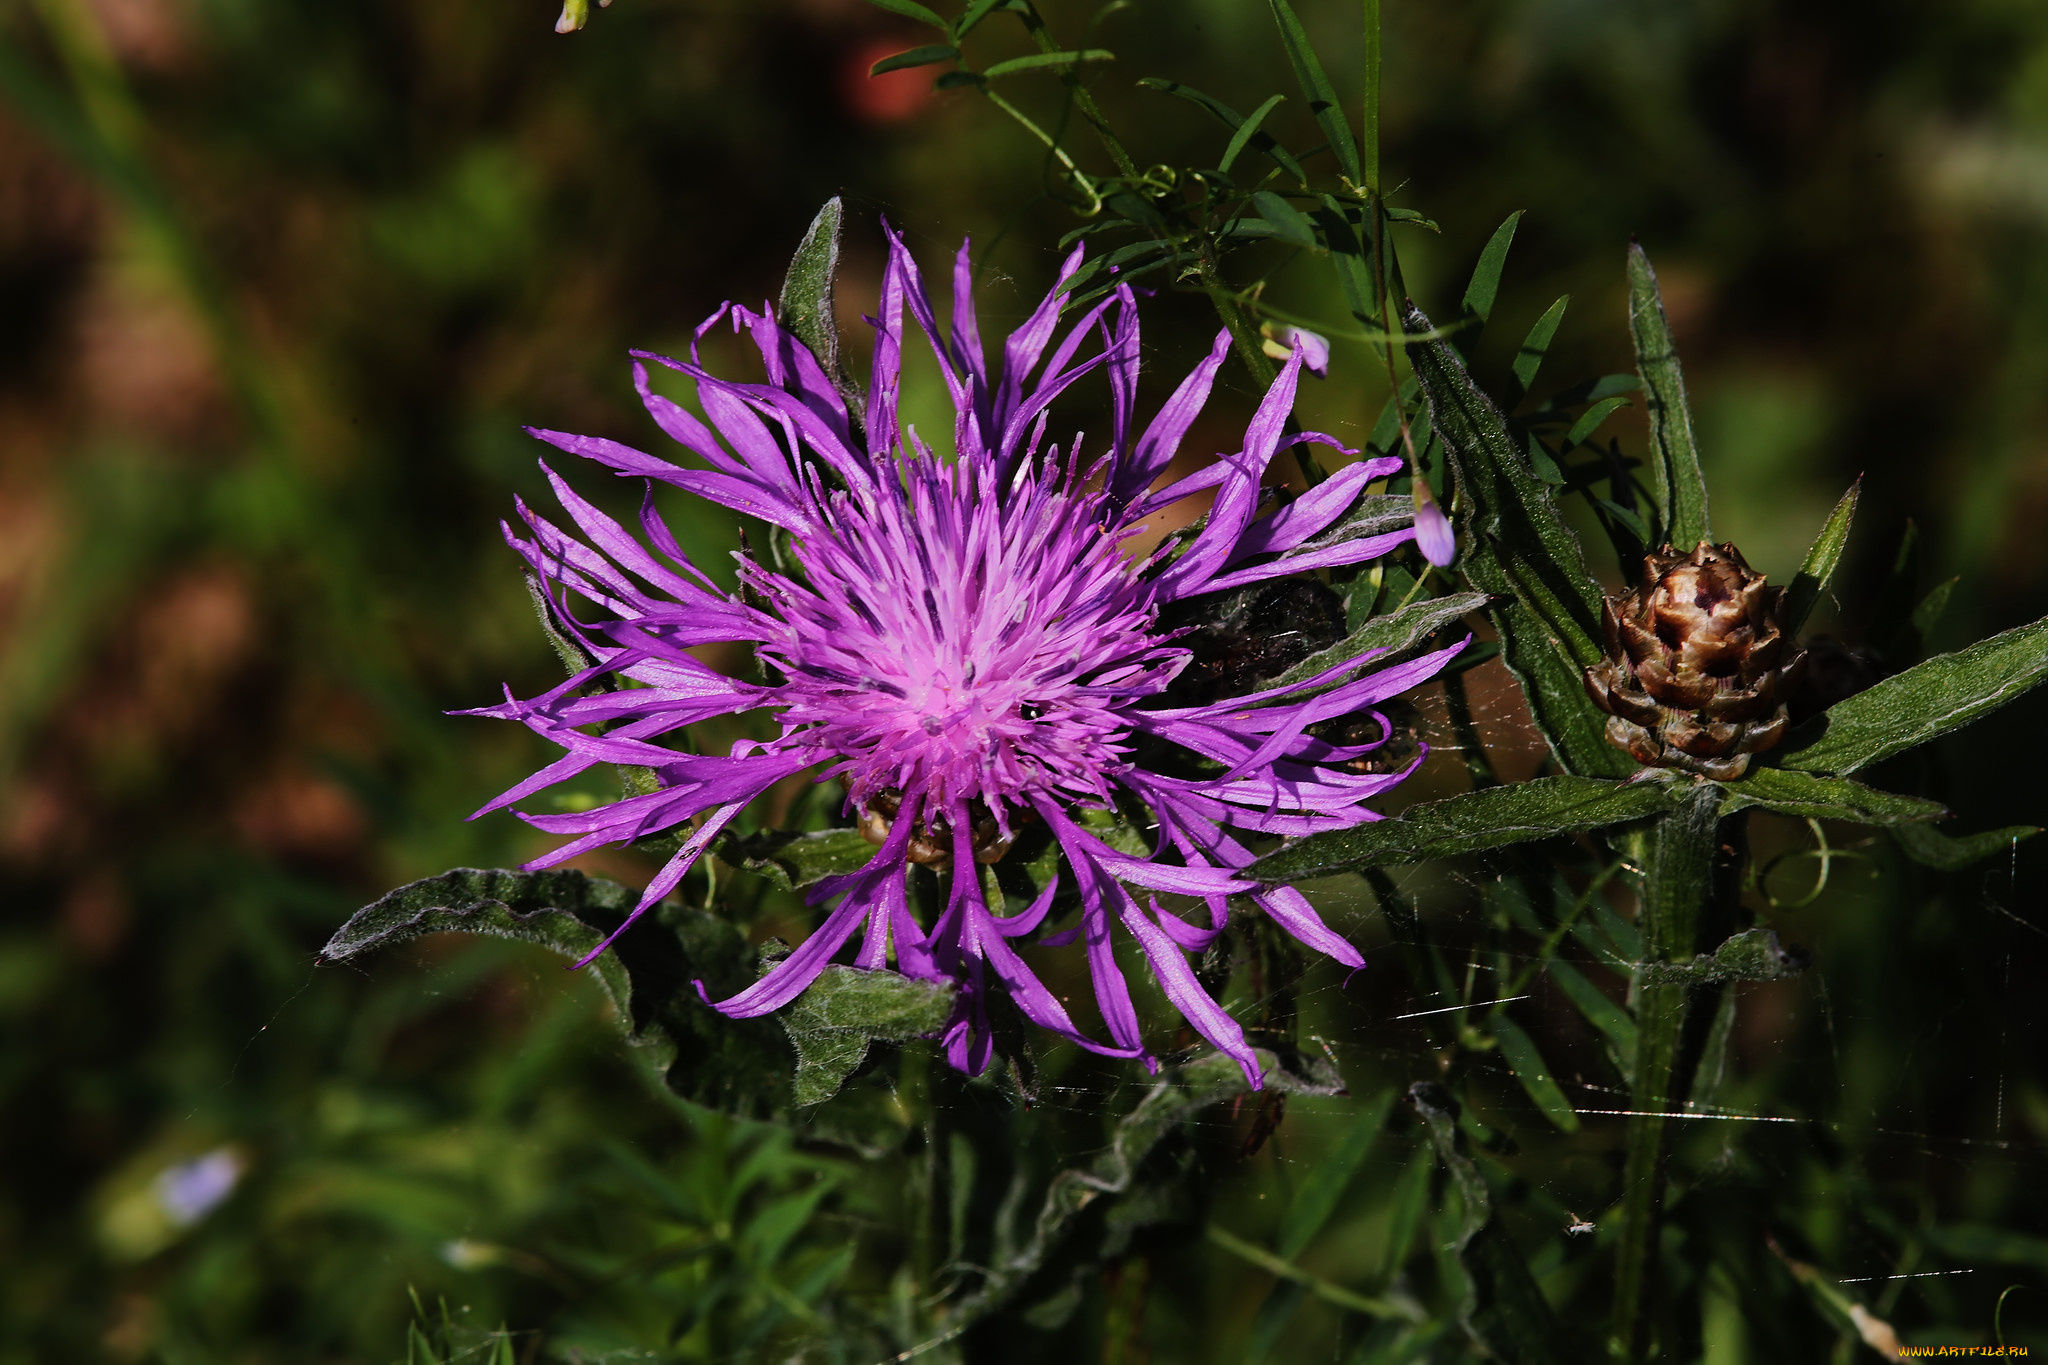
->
[1277,1090,1395,1257]
[1627,241,1710,549]
[983,49,1113,79]
[869,44,958,76]
[1509,295,1569,404]
[1268,0,1360,185]
[1783,478,1860,634]
[1135,78,1306,181]
[1545,959,1637,1071]
[1404,305,1632,776]
[1249,775,1679,882]
[1461,210,1524,329]
[1219,93,1285,173]
[1490,1015,1580,1132]
[1780,615,2048,775]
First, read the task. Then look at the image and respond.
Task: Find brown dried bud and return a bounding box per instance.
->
[1583,541,1807,781]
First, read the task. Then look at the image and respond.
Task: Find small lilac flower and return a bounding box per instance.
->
[1259,323,1331,378]
[471,226,1461,1087]
[1412,482,1457,567]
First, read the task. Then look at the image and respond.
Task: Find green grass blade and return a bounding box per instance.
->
[1269,0,1361,184]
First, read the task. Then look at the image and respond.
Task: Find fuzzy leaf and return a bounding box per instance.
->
[780,965,955,1106]
[1779,615,2048,775]
[949,1049,1341,1328]
[321,869,793,1117]
[1716,768,1945,824]
[1408,1082,1571,1364]
[1268,0,1359,185]
[1626,241,1710,549]
[1489,1016,1580,1132]
[1248,776,1677,882]
[1634,928,1808,986]
[1404,305,1631,778]
[1889,821,2040,871]
[1784,478,1860,634]
[778,197,861,418]
[1265,591,1489,695]
[719,827,877,890]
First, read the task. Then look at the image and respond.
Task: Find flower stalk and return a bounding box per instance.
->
[1612,780,1723,1360]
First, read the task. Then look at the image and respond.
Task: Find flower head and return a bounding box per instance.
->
[473,226,1461,1086]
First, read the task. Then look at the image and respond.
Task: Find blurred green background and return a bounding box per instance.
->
[3,0,2047,1359]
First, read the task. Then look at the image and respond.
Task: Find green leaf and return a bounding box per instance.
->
[1277,1091,1394,1257]
[718,827,877,891]
[1136,78,1306,181]
[1383,205,1439,231]
[1780,615,2048,775]
[1220,93,1285,173]
[863,0,946,28]
[777,197,862,420]
[868,44,958,76]
[1265,591,1489,695]
[1404,304,1631,778]
[1509,295,1569,403]
[1488,1016,1580,1132]
[949,1050,1342,1327]
[1460,210,1524,326]
[1626,241,1710,549]
[1268,0,1360,184]
[1544,959,1637,1065]
[779,965,955,1106]
[982,49,1113,79]
[952,0,1011,40]
[321,869,794,1117]
[1912,576,1957,638]
[1248,776,1679,882]
[1562,395,1631,451]
[1783,478,1860,634]
[1635,927,1808,986]
[1251,190,1318,248]
[1407,1083,1571,1363]
[1717,767,1945,824]
[1889,821,2040,871]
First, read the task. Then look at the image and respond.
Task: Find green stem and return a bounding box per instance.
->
[1197,254,1277,385]
[1361,0,1381,194]
[1014,0,1138,179]
[1612,781,1723,1360]
[979,88,1102,211]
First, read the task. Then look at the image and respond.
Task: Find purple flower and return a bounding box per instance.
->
[471,226,1461,1087]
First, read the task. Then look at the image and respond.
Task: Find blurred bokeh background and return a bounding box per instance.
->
[3,0,2047,1359]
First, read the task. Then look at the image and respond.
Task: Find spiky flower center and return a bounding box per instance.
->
[747,459,1183,822]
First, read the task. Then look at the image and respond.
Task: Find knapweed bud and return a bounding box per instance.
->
[1583,541,1806,780]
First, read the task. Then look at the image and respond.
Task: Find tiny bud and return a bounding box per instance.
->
[555,0,589,33]
[1412,484,1456,566]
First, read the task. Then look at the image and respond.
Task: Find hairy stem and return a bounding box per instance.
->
[1612,781,1722,1360]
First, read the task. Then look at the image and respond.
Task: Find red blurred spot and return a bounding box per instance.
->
[843,37,936,124]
